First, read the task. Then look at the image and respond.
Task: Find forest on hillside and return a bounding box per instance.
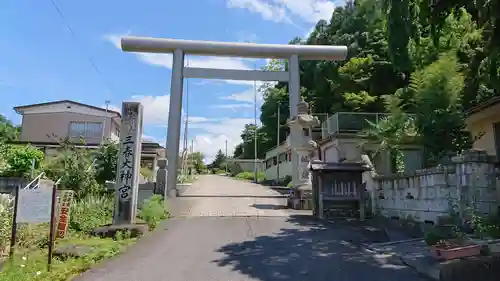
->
[233,0,500,168]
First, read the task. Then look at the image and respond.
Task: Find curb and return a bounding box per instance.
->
[359,238,439,281]
[399,256,439,281]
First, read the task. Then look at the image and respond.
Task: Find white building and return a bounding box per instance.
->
[263,141,293,183]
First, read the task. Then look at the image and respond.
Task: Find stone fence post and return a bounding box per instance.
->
[155,158,167,197]
[361,154,377,217]
[451,149,498,222]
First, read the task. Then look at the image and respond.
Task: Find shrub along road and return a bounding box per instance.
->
[74,175,426,281]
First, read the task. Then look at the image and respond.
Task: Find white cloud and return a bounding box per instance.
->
[142,134,156,141]
[228,0,291,23]
[102,96,255,163]
[211,103,253,109]
[188,116,211,123]
[189,118,256,163]
[129,95,172,126]
[221,88,264,103]
[226,0,337,24]
[235,31,259,43]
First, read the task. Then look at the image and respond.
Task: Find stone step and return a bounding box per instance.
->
[38,179,54,189]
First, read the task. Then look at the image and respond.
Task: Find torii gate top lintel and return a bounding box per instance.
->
[121,36,347,61]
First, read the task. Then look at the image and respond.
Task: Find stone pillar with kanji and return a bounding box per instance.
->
[113,102,144,225]
[286,99,320,209]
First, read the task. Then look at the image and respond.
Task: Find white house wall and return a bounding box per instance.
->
[263,143,293,181]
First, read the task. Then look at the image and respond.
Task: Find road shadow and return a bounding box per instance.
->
[178,195,288,198]
[213,215,418,281]
[251,204,288,210]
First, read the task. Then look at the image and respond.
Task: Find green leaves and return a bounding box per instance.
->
[94,141,119,184]
[0,145,44,178]
[410,54,472,165]
[0,114,20,143]
[208,149,226,170]
[43,139,100,198]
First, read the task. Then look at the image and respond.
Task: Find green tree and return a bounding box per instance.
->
[188,151,206,173]
[237,0,498,170]
[410,54,473,165]
[238,124,268,159]
[0,144,44,177]
[0,115,20,143]
[233,143,244,158]
[208,149,226,170]
[94,140,119,184]
[44,138,99,198]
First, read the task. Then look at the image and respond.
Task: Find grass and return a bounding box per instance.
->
[0,233,136,281]
[0,193,169,280]
[234,172,266,183]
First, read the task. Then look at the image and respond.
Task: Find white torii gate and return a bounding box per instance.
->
[120,36,347,197]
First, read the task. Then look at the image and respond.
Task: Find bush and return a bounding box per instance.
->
[235,172,266,182]
[213,168,226,174]
[70,194,114,233]
[227,163,243,177]
[94,141,119,184]
[282,175,292,187]
[44,140,101,198]
[0,193,13,255]
[0,144,44,177]
[138,195,168,230]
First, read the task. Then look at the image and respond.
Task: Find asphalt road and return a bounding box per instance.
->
[74,175,426,281]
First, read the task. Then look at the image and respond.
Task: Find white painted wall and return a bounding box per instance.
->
[322,141,340,162]
[263,143,293,182]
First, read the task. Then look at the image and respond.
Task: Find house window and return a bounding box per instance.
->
[266,158,273,169]
[278,152,287,163]
[69,122,103,138]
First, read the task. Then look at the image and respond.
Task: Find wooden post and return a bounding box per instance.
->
[47,184,57,271]
[359,182,366,221]
[9,185,20,260]
[318,176,324,219]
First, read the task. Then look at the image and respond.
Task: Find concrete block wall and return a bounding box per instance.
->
[370,149,500,224]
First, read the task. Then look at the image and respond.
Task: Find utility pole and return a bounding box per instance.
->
[276,102,280,185]
[253,61,258,183]
[225,139,228,174]
[102,100,110,143]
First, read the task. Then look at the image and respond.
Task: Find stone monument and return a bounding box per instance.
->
[286,99,320,209]
[155,158,167,197]
[113,102,144,224]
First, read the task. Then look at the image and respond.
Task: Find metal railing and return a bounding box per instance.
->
[321,112,391,138]
[23,172,44,190]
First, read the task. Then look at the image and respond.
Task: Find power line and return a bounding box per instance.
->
[49,0,114,96]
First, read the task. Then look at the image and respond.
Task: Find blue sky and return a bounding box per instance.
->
[0,0,339,161]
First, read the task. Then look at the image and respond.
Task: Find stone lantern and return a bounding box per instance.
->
[286,99,320,209]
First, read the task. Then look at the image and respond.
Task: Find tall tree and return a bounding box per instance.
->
[188,152,206,173]
[0,114,20,143]
[208,149,226,170]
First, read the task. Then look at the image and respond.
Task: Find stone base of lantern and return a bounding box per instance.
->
[288,187,313,210]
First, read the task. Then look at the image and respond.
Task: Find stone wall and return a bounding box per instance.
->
[0,177,29,194]
[369,149,500,224]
